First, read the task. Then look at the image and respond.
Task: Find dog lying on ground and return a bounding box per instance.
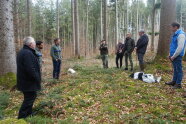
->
[130,72,161,83]
[68,68,76,74]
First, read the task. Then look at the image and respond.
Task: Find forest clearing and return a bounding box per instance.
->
[0,51,186,123]
[0,0,186,123]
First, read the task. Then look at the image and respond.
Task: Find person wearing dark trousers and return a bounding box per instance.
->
[17,37,41,119]
[99,40,109,68]
[115,41,125,68]
[50,38,62,79]
[35,41,44,70]
[124,33,135,71]
[135,30,149,71]
[165,22,186,89]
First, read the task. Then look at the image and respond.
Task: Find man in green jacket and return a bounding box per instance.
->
[50,38,62,79]
[99,40,109,68]
[124,33,135,71]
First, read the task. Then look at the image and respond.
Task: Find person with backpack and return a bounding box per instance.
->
[124,33,135,71]
[115,41,125,68]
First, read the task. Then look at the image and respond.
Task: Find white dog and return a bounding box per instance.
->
[130,72,161,83]
[68,68,76,74]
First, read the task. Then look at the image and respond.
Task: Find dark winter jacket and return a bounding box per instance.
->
[136,34,149,54]
[99,44,108,55]
[124,38,135,53]
[17,45,41,92]
[116,42,125,55]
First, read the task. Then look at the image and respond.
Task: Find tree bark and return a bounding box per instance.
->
[115,0,118,45]
[100,0,103,40]
[136,0,139,40]
[13,0,20,53]
[27,0,32,36]
[0,0,17,75]
[85,0,89,57]
[71,0,75,55]
[156,0,176,58]
[151,0,155,52]
[74,0,80,57]
[56,0,59,38]
[103,0,107,42]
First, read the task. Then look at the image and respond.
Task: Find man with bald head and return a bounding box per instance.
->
[136,30,149,71]
[17,37,41,119]
[124,33,135,71]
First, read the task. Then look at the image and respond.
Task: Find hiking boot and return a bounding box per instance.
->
[124,68,128,71]
[172,84,182,89]
[165,81,176,86]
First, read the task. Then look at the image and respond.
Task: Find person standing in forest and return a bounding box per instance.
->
[124,33,135,71]
[50,38,62,79]
[35,41,44,70]
[115,41,125,68]
[17,37,41,119]
[135,30,149,71]
[165,22,186,89]
[99,40,109,68]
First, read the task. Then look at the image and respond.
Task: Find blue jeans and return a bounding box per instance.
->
[137,53,144,65]
[53,59,61,79]
[172,56,183,84]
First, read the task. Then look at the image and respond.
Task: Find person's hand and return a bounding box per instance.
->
[56,59,58,61]
[134,47,137,52]
[170,56,175,61]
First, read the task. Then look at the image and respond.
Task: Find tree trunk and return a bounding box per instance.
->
[180,0,183,28]
[126,0,129,33]
[74,0,80,57]
[56,0,59,38]
[71,0,75,55]
[115,0,118,45]
[136,0,139,40]
[103,0,107,41]
[93,23,97,53]
[27,0,32,36]
[85,0,89,57]
[151,0,155,52]
[100,0,103,40]
[0,0,17,75]
[156,0,176,58]
[13,0,20,53]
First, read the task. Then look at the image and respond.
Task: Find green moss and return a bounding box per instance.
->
[0,118,27,124]
[26,116,53,124]
[0,91,10,109]
[0,72,16,88]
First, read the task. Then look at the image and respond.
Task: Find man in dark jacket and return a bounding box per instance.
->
[99,40,109,68]
[17,37,41,119]
[115,41,125,68]
[124,33,135,71]
[136,30,149,71]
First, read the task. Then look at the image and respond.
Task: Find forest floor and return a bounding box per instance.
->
[0,54,186,124]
